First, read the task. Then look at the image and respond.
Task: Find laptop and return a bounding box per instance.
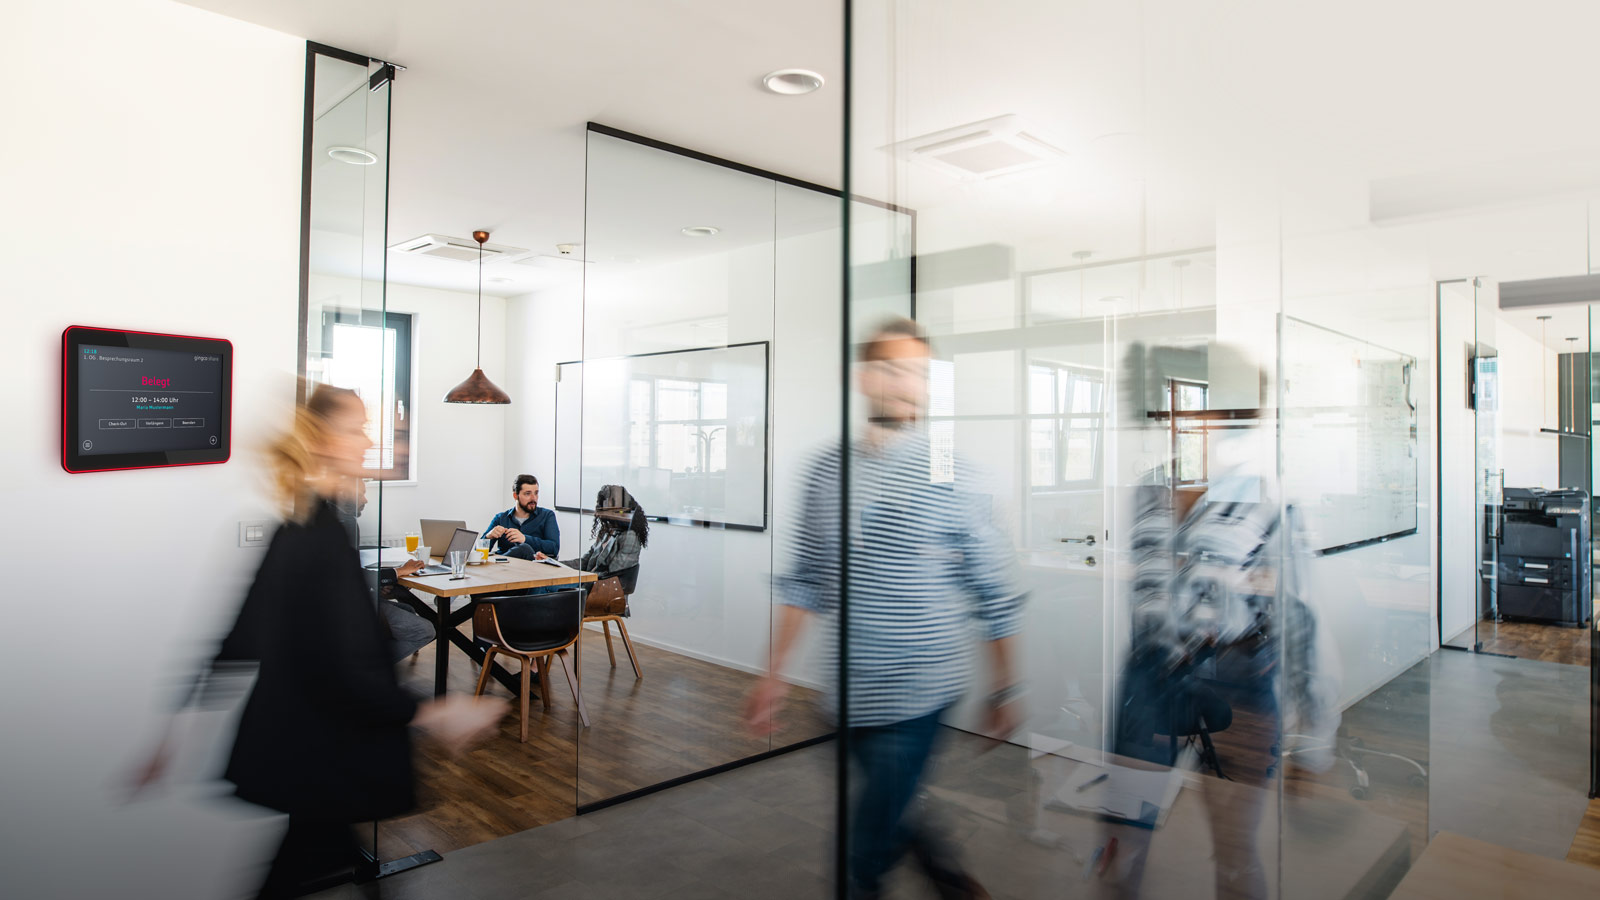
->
[410,527,480,577]
[420,518,468,556]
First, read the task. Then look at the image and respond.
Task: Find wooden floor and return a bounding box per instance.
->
[1475,618,1591,667]
[378,623,831,857]
[1568,798,1600,871]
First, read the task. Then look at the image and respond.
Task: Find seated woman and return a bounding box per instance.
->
[565,484,648,581]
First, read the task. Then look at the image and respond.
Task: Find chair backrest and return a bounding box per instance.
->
[614,563,640,596]
[475,589,584,653]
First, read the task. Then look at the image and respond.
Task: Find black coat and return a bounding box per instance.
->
[220,499,418,821]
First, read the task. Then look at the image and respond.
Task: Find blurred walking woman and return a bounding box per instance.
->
[220,385,501,897]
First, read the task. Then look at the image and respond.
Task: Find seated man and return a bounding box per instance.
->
[484,473,560,561]
[335,478,438,665]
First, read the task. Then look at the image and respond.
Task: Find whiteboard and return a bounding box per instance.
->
[555,342,768,530]
[1280,316,1419,554]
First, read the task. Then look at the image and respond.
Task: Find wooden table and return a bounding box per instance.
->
[1388,831,1600,900]
[398,557,597,697]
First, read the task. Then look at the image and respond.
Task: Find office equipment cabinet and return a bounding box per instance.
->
[1495,488,1591,627]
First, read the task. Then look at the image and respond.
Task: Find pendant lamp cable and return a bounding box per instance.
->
[476,237,483,369]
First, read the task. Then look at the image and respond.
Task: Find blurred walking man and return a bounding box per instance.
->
[745,318,1026,900]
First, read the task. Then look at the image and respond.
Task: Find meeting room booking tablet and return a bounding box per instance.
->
[62,326,232,473]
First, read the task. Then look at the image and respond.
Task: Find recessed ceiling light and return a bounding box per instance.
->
[1098,295,1124,303]
[762,69,824,95]
[327,145,377,165]
[681,225,720,237]
[488,276,513,284]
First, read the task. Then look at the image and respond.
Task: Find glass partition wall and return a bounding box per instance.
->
[842,2,1446,896]
[573,126,912,810]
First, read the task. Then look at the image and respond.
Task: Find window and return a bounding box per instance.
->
[627,375,729,475]
[318,309,413,480]
[1026,362,1105,489]
[1163,378,1209,485]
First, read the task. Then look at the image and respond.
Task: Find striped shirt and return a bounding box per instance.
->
[778,428,1026,727]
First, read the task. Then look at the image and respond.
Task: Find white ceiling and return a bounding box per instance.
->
[183,0,844,297]
[185,0,1600,307]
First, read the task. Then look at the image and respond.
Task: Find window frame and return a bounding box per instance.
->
[1025,361,1106,492]
[1164,377,1210,486]
[318,307,414,481]
[628,373,731,475]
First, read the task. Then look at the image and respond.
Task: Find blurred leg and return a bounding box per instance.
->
[255,816,355,900]
[847,707,948,897]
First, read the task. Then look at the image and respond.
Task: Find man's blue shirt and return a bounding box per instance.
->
[482,506,560,556]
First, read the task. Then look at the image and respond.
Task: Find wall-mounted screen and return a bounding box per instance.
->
[555,342,769,530]
[62,326,232,473]
[1280,315,1418,553]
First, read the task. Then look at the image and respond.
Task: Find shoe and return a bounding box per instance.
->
[925,866,991,900]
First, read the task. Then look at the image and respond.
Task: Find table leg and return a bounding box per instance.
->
[433,597,450,697]
[420,595,529,699]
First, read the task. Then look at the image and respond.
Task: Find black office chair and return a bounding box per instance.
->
[473,589,589,738]
[1116,650,1233,779]
[1157,681,1232,779]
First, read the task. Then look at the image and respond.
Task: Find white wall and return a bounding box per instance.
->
[0,2,303,897]
[309,275,511,542]
[1493,316,1561,491]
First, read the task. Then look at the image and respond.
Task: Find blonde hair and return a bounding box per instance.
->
[267,383,361,522]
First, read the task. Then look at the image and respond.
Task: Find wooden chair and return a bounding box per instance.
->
[472,589,590,739]
[583,564,642,680]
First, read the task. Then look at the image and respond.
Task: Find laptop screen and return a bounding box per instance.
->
[445,527,478,558]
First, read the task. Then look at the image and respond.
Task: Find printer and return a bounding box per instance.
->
[1494,487,1591,627]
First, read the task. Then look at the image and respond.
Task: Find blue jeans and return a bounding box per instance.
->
[847,706,958,896]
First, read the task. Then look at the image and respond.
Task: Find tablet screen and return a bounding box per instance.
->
[63,326,233,473]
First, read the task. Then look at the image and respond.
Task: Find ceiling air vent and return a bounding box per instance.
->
[885,114,1066,181]
[389,233,527,262]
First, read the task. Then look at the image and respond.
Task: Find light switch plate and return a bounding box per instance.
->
[239,520,270,548]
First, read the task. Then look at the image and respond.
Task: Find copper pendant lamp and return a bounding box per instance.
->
[444,230,512,404]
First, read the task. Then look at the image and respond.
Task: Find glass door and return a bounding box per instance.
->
[298,42,401,873]
[1438,278,1496,651]
[1473,278,1502,652]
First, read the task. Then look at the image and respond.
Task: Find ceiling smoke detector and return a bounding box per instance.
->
[389,233,526,262]
[556,243,578,255]
[885,114,1067,181]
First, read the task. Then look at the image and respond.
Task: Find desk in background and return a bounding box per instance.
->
[399,557,597,697]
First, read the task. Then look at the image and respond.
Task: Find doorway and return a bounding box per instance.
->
[1437,278,1593,666]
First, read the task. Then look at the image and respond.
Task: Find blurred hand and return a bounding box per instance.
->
[124,736,174,800]
[504,529,525,545]
[396,559,425,577]
[742,676,790,737]
[534,551,548,560]
[486,526,506,539]
[984,695,1022,740]
[413,695,508,755]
